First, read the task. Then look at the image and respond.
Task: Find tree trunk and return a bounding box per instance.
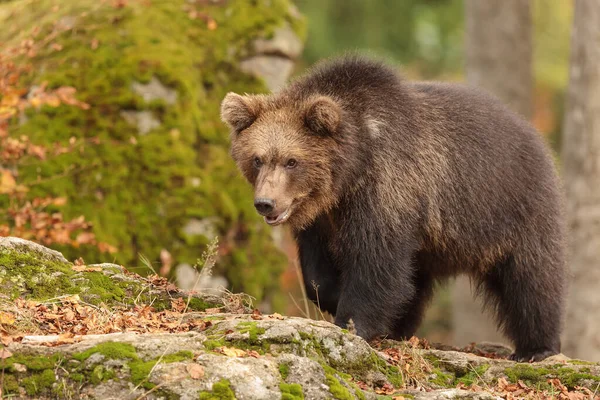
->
[453,0,533,347]
[464,0,533,119]
[562,0,600,361]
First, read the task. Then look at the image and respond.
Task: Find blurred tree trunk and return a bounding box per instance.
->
[453,0,532,347]
[562,0,600,361]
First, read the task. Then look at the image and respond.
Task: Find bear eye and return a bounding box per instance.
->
[253,157,263,169]
[285,159,298,169]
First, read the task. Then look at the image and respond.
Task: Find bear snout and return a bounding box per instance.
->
[254,198,275,216]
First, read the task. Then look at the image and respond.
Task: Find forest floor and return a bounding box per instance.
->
[1,236,599,400]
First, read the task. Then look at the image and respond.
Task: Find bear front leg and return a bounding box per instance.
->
[295,220,341,316]
[333,249,417,341]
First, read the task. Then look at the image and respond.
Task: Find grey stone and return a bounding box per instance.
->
[252,25,303,59]
[131,77,177,105]
[0,236,69,263]
[175,263,228,294]
[239,56,295,92]
[182,218,217,239]
[120,110,161,135]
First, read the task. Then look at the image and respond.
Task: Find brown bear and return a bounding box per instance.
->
[220,54,566,362]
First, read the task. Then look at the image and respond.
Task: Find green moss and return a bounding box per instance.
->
[129,360,158,390]
[351,383,366,400]
[69,372,85,382]
[187,297,220,312]
[0,248,211,309]
[505,364,551,385]
[22,369,56,396]
[0,0,302,312]
[325,373,354,400]
[280,383,304,400]
[569,360,597,366]
[237,321,266,342]
[454,364,490,387]
[199,379,236,400]
[279,363,290,380]
[85,271,125,302]
[0,251,76,300]
[430,369,454,387]
[72,342,139,362]
[554,367,600,388]
[162,350,194,363]
[5,353,62,372]
[320,363,367,399]
[0,374,20,394]
[204,338,227,351]
[128,350,195,390]
[90,365,116,384]
[503,364,600,389]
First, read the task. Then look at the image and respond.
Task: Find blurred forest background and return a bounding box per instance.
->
[1,0,599,360]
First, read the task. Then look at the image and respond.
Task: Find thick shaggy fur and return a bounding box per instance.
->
[221,55,566,362]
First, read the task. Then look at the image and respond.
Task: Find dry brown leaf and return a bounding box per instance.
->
[0,348,13,359]
[251,309,262,320]
[186,363,204,379]
[219,347,246,357]
[171,297,186,313]
[0,169,16,194]
[0,311,16,325]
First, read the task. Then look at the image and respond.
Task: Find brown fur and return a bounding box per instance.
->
[221,54,566,362]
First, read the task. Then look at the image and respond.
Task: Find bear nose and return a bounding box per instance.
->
[254,198,275,216]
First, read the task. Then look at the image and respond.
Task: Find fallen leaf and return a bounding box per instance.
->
[219,347,246,357]
[186,363,204,379]
[0,169,16,194]
[247,350,260,358]
[251,309,262,320]
[0,311,15,325]
[269,313,285,320]
[171,297,186,313]
[0,348,13,359]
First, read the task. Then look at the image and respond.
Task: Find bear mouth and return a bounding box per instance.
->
[264,207,292,226]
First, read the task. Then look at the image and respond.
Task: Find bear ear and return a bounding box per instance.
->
[304,96,341,136]
[220,92,263,132]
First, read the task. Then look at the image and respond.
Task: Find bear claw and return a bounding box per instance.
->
[509,349,558,362]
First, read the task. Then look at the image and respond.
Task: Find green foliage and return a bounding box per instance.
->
[296,0,464,78]
[0,0,297,310]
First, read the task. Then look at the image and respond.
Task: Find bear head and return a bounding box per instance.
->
[220,92,344,231]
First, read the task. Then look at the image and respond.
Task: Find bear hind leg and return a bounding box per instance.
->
[481,253,564,362]
[391,272,435,340]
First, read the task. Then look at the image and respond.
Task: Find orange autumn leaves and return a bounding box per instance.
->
[0,18,113,254]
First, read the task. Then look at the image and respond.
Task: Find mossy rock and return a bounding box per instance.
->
[0,0,304,310]
[0,236,226,310]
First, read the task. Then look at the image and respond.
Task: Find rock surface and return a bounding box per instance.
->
[2,238,600,399]
[0,0,304,311]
